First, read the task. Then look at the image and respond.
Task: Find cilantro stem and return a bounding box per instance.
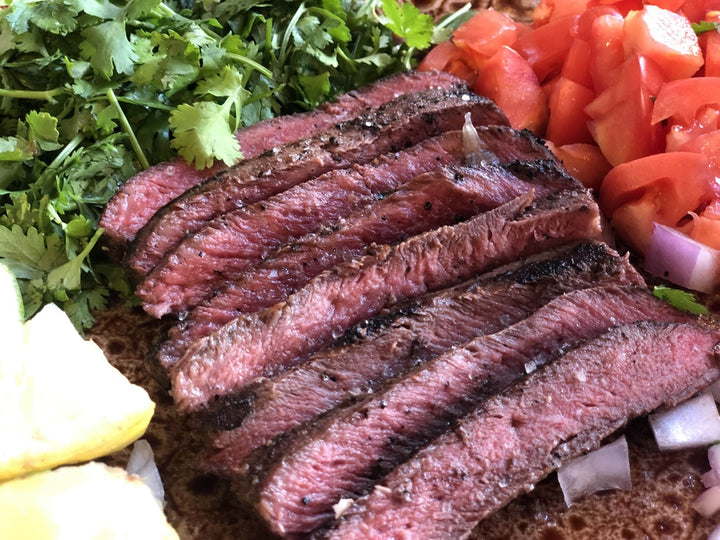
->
[0,87,63,102]
[225,53,274,78]
[279,3,307,66]
[436,3,472,30]
[105,89,150,170]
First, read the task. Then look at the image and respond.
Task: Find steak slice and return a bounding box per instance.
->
[171,189,602,413]
[126,85,509,284]
[326,321,720,540]
[247,286,694,536]
[136,130,486,316]
[99,70,462,250]
[206,242,645,467]
[157,132,574,369]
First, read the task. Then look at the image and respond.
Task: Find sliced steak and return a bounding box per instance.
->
[157,140,575,369]
[171,189,602,413]
[326,321,720,539]
[247,286,694,536]
[99,70,463,250]
[206,242,645,467]
[126,85,509,285]
[137,130,485,316]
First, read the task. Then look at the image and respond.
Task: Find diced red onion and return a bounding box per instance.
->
[694,485,720,517]
[462,113,498,167]
[710,443,720,472]
[710,523,720,540]
[644,222,719,293]
[126,439,165,507]
[703,469,720,488]
[557,435,631,507]
[649,393,720,451]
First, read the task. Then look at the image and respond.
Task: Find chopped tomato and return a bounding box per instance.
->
[623,5,704,80]
[703,21,720,76]
[587,11,626,92]
[549,142,612,189]
[533,0,591,24]
[646,0,686,12]
[473,46,550,132]
[689,211,720,250]
[418,41,477,85]
[610,187,662,252]
[585,55,666,165]
[651,77,720,125]
[677,127,720,168]
[513,14,580,83]
[587,0,643,16]
[453,9,522,67]
[561,38,594,87]
[599,151,714,218]
[546,77,596,144]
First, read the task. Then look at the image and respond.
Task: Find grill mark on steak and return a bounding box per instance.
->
[99,70,463,251]
[156,129,573,371]
[325,321,720,540]
[204,242,645,466]
[136,131,483,317]
[125,85,509,288]
[246,286,694,536]
[170,189,602,413]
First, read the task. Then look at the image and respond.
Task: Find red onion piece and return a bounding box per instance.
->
[644,222,719,293]
[710,444,720,472]
[557,435,631,507]
[694,485,720,517]
[710,523,720,540]
[649,393,720,451]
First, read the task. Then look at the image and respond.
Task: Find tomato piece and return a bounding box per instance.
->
[533,0,591,25]
[689,212,720,250]
[513,14,580,83]
[623,5,704,80]
[678,128,720,169]
[587,0,643,17]
[598,151,714,219]
[453,9,521,66]
[587,11,626,92]
[610,187,662,252]
[576,5,622,38]
[474,46,549,133]
[651,77,720,125]
[666,109,720,151]
[418,41,477,85]
[561,38,594,87]
[585,55,666,165]
[546,77,596,145]
[645,0,686,12]
[550,142,612,189]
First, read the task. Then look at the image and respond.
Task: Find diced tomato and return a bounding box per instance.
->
[561,38,594,87]
[677,126,720,168]
[623,5,704,80]
[418,41,477,84]
[651,77,720,125]
[453,9,522,67]
[665,109,720,151]
[689,212,720,250]
[586,0,643,17]
[610,187,662,252]
[587,11,626,92]
[546,77,596,144]
[704,23,720,76]
[513,14,580,83]
[585,55,666,165]
[646,0,686,12]
[533,0,591,25]
[679,0,718,22]
[598,151,714,219]
[474,46,550,132]
[549,142,612,189]
[576,4,622,38]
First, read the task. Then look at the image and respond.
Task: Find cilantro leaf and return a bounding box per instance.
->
[380,0,434,49]
[80,21,138,78]
[652,285,708,315]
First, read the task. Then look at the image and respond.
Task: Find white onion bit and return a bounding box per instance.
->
[557,435,631,507]
[126,439,166,508]
[462,113,498,167]
[649,393,720,451]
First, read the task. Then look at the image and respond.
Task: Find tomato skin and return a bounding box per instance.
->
[651,77,720,124]
[473,46,550,132]
[623,5,704,80]
[585,55,666,165]
[418,42,477,85]
[453,9,521,65]
[546,77,596,144]
[561,38,594,87]
[549,142,612,189]
[513,14,580,83]
[533,0,591,24]
[599,151,714,218]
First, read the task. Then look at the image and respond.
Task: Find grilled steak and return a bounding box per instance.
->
[125,85,509,285]
[247,286,694,536]
[206,242,645,467]
[325,321,720,540]
[171,189,602,413]
[155,158,578,368]
[137,129,506,316]
[99,70,463,250]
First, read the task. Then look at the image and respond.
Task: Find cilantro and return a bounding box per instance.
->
[693,20,720,35]
[0,0,439,331]
[652,285,708,315]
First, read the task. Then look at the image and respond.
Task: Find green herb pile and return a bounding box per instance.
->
[0,0,442,331]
